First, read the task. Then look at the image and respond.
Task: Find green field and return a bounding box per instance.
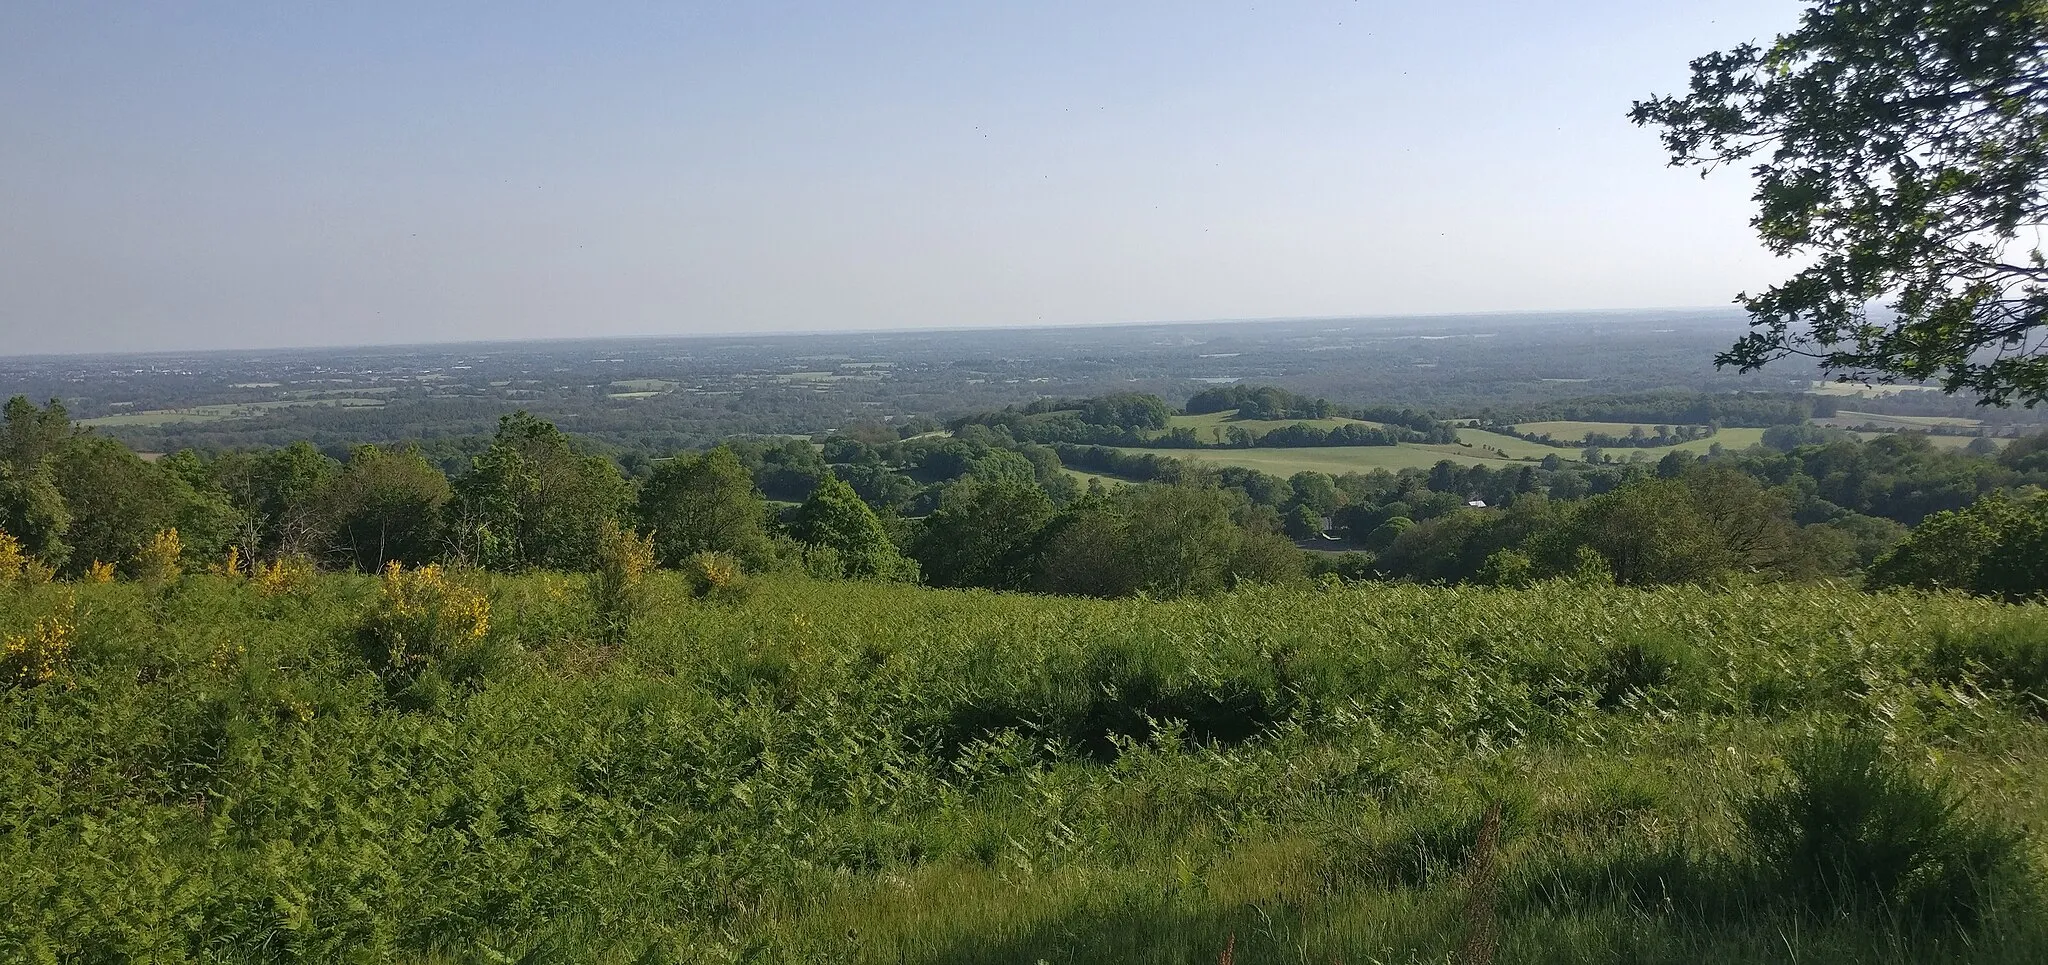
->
[81,398,388,427]
[1114,443,1532,475]
[6,573,2046,962]
[609,379,680,393]
[1104,427,1771,478]
[1808,380,1945,398]
[1852,431,2009,450]
[1828,410,1985,430]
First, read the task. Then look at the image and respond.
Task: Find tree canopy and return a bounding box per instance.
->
[1634,0,2048,405]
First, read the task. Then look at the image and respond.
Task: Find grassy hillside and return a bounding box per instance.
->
[5,572,2047,963]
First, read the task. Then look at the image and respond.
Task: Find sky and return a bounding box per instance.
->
[0,1,1805,355]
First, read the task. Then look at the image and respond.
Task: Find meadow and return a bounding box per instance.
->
[5,571,2047,963]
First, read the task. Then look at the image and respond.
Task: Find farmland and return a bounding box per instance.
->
[1103,427,1774,478]
[79,398,389,428]
[5,572,2045,963]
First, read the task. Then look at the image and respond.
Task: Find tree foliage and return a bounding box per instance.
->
[1634,0,2048,404]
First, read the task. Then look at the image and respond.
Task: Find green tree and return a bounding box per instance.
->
[323,446,452,572]
[787,475,916,580]
[449,413,632,571]
[213,441,340,558]
[49,436,186,575]
[637,446,774,569]
[0,398,73,565]
[1635,0,2048,403]
[1868,489,2048,599]
[908,476,1056,590]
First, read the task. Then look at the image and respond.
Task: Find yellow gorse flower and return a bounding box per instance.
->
[134,528,184,584]
[0,529,25,583]
[3,614,74,688]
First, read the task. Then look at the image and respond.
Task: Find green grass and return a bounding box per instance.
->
[1809,381,1946,398]
[1104,428,1771,477]
[1851,431,2008,450]
[609,379,679,393]
[5,572,2045,962]
[1830,411,1986,429]
[1513,421,1694,442]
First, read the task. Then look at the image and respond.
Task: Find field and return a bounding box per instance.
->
[81,399,388,428]
[6,572,2047,962]
[1808,381,1946,398]
[1826,411,1985,430]
[1105,427,1772,478]
[1852,431,2009,450]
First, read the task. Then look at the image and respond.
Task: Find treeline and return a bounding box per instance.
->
[1488,422,1718,449]
[7,392,2048,602]
[950,386,1455,448]
[1474,391,1831,428]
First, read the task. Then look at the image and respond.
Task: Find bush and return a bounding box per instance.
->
[359,563,492,698]
[682,551,749,603]
[1927,620,2048,715]
[1737,730,2024,925]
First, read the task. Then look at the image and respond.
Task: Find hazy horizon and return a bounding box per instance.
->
[3,2,1798,355]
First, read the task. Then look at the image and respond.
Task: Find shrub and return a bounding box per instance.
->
[360,562,492,685]
[253,554,317,596]
[1737,730,2024,925]
[0,528,23,583]
[1926,620,2048,715]
[132,527,183,584]
[682,550,749,602]
[591,522,656,644]
[81,560,115,584]
[2,609,74,689]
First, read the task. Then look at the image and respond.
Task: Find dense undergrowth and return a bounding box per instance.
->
[4,574,2047,963]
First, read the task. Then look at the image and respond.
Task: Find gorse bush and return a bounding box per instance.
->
[359,562,491,695]
[590,521,656,644]
[132,527,182,584]
[1,607,72,689]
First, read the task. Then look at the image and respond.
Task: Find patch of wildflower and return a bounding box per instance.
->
[134,528,184,585]
[3,612,75,689]
[82,560,116,584]
[0,529,25,583]
[363,562,491,679]
[254,555,316,596]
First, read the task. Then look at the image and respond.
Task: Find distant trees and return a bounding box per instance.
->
[788,475,917,581]
[909,476,1056,590]
[1036,486,1301,598]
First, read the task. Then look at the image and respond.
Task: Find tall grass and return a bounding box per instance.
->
[0,574,2043,962]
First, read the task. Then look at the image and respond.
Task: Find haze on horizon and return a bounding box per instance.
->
[1,1,1799,356]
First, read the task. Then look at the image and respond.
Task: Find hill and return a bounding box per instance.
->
[6,571,2046,962]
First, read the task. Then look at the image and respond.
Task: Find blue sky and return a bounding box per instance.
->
[0,1,1803,353]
